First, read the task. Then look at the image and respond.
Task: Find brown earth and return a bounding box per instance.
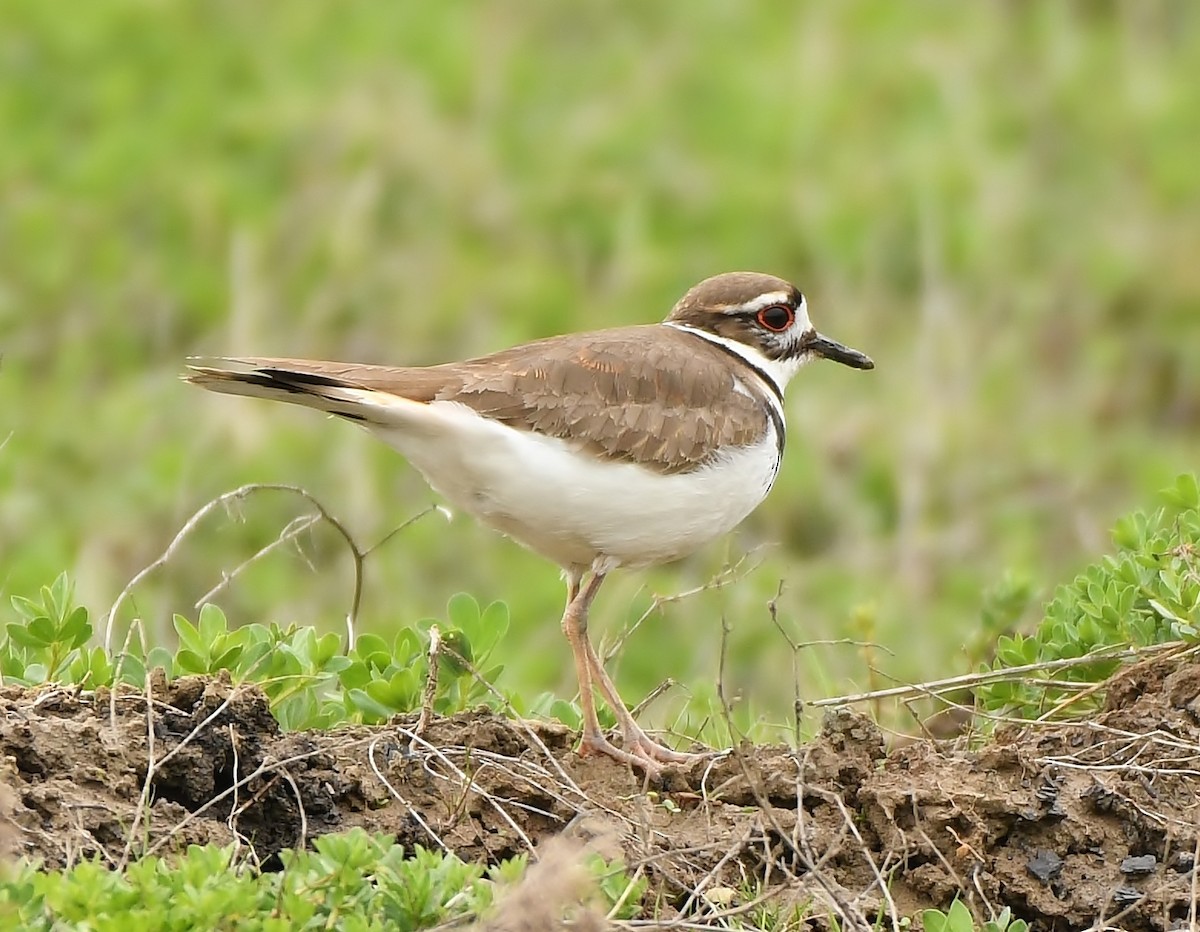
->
[0,656,1197,931]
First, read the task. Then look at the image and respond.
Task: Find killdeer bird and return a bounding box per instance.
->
[186,272,873,773]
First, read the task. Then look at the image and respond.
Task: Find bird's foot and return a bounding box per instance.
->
[578,727,705,776]
[621,729,703,766]
[578,732,665,776]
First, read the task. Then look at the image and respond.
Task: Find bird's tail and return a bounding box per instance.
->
[184,357,393,424]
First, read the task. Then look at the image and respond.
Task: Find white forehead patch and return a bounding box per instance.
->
[795,295,813,332]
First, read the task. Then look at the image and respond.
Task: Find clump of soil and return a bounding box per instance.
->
[1,657,1197,930]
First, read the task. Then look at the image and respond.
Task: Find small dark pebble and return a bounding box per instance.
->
[1035,777,1059,804]
[1173,852,1196,873]
[1081,780,1118,812]
[1027,849,1064,885]
[1112,886,1143,907]
[1034,776,1066,819]
[1120,854,1157,876]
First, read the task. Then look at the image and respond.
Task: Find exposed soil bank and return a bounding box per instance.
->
[1,657,1197,930]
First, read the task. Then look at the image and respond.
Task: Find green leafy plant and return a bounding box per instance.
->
[428,593,509,712]
[585,854,647,921]
[923,900,1028,932]
[0,584,513,731]
[0,829,655,929]
[338,593,511,724]
[3,574,94,686]
[980,474,1200,717]
[0,829,521,930]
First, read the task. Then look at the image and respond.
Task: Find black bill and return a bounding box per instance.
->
[808,333,874,370]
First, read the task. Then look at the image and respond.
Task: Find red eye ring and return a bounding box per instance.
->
[756,304,794,333]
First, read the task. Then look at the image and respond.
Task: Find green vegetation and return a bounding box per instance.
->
[3,574,524,729]
[0,828,642,930]
[980,473,1199,716]
[924,901,1029,932]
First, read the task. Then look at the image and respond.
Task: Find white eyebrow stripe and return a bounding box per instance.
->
[722,291,794,314]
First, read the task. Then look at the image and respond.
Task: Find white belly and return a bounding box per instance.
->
[370,399,779,571]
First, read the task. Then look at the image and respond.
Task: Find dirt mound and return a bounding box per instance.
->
[1,657,1197,930]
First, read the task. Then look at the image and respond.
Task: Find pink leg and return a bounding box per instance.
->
[581,637,698,765]
[560,570,701,774]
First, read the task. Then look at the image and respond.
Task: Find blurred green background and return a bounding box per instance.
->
[2,1,1197,738]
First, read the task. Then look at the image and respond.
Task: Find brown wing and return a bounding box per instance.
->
[189,325,770,474]
[435,325,771,474]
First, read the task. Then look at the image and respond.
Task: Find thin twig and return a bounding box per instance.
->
[193,513,322,608]
[628,678,680,720]
[424,643,589,800]
[603,550,763,665]
[104,484,365,651]
[807,640,1190,709]
[116,667,161,872]
[411,624,442,752]
[143,740,359,860]
[367,734,450,852]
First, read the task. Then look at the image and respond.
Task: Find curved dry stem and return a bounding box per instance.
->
[103,482,443,653]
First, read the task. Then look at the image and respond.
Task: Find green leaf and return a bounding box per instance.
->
[47,573,72,622]
[114,653,147,687]
[61,606,92,649]
[354,633,390,669]
[7,621,48,649]
[176,649,209,674]
[550,699,582,730]
[235,638,274,677]
[9,595,42,623]
[446,593,480,638]
[438,629,473,677]
[173,614,204,656]
[197,603,229,645]
[145,646,174,676]
[338,659,372,691]
[210,645,244,671]
[473,600,510,657]
[346,688,395,722]
[393,628,422,664]
[922,910,948,932]
[394,666,422,701]
[28,616,57,645]
[934,900,975,932]
[84,647,114,687]
[1164,473,1200,511]
[313,631,342,666]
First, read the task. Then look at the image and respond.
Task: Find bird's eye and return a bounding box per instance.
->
[755,304,794,333]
